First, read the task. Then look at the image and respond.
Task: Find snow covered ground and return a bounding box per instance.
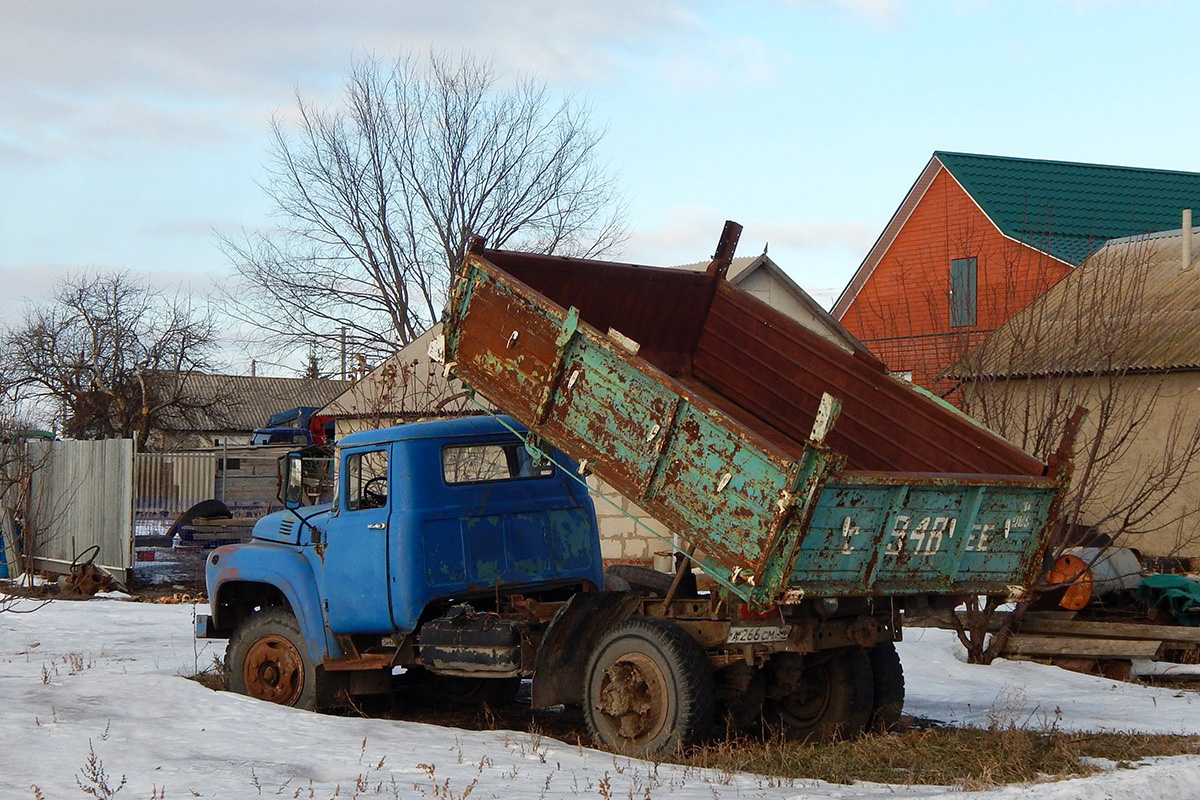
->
[2,595,1200,799]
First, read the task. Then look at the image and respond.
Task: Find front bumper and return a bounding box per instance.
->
[195,613,220,639]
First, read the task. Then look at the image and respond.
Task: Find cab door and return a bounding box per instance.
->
[322,445,394,633]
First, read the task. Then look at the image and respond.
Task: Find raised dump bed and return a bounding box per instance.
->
[443,223,1068,608]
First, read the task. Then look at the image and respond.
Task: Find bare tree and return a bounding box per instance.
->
[953,236,1200,557]
[0,271,227,445]
[943,234,1200,662]
[223,51,626,368]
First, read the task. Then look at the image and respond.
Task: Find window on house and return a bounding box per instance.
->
[949,257,977,328]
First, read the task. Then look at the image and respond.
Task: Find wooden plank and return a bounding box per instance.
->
[186,518,256,529]
[1001,634,1164,660]
[905,610,1200,646]
[1018,617,1200,644]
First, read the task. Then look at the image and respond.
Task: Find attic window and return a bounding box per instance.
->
[949,257,977,328]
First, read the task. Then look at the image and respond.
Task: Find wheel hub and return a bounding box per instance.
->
[595,653,670,743]
[243,633,305,705]
[775,660,832,728]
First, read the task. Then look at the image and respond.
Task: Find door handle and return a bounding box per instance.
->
[367,522,386,530]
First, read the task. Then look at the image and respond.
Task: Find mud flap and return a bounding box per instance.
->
[531,591,642,708]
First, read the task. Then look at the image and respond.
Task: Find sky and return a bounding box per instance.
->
[3,0,1200,372]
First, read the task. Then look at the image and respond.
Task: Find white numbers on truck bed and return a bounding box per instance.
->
[840,516,860,554]
[836,514,1014,558]
[886,515,953,556]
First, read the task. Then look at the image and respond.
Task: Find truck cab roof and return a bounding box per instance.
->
[337,415,524,448]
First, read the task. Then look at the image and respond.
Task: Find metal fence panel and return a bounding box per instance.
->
[27,439,133,583]
[134,453,218,537]
[133,449,290,538]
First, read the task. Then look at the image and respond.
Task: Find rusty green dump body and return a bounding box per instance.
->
[443,241,1065,608]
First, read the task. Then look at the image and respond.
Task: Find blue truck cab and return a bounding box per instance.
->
[198,415,604,709]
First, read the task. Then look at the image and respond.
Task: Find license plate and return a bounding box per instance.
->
[725,624,792,644]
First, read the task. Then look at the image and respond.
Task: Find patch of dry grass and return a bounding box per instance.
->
[184,669,1200,791]
[673,727,1200,789]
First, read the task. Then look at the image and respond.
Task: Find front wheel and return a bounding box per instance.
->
[226,607,328,710]
[583,616,714,757]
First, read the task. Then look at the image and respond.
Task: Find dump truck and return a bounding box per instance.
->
[198,222,1072,757]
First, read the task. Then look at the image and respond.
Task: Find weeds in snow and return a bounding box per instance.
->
[39,652,93,684]
[75,740,126,798]
[414,762,479,800]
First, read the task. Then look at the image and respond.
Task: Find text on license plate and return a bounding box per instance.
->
[725,625,792,644]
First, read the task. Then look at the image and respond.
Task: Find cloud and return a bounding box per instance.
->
[753,218,876,251]
[0,1,697,160]
[0,1,694,98]
[777,0,902,24]
[626,205,874,263]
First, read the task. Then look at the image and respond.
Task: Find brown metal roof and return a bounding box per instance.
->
[157,373,352,432]
[672,253,873,356]
[952,227,1200,379]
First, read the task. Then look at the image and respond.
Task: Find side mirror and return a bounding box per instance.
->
[280,453,304,509]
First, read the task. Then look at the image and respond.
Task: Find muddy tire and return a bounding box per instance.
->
[584,616,714,757]
[764,649,873,742]
[713,661,766,731]
[604,565,675,596]
[226,608,333,711]
[868,642,905,732]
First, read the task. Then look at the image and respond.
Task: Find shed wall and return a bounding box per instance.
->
[964,371,1200,558]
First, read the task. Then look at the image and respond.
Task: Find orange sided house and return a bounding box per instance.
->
[833,151,1200,398]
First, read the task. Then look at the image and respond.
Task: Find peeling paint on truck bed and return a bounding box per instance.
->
[444,240,1064,607]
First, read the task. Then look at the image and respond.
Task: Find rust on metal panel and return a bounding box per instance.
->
[838,471,1051,488]
[705,220,743,279]
[445,234,1063,607]
[483,250,714,376]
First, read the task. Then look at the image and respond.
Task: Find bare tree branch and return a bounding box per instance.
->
[222,51,627,368]
[0,272,227,445]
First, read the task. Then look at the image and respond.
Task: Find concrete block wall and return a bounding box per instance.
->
[589,476,674,565]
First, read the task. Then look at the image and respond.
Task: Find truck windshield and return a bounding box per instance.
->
[442,442,553,485]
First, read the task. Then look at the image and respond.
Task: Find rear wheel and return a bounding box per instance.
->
[764,649,873,742]
[868,642,905,732]
[226,608,329,710]
[584,616,714,756]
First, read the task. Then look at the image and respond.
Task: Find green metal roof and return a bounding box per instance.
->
[935,151,1200,265]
